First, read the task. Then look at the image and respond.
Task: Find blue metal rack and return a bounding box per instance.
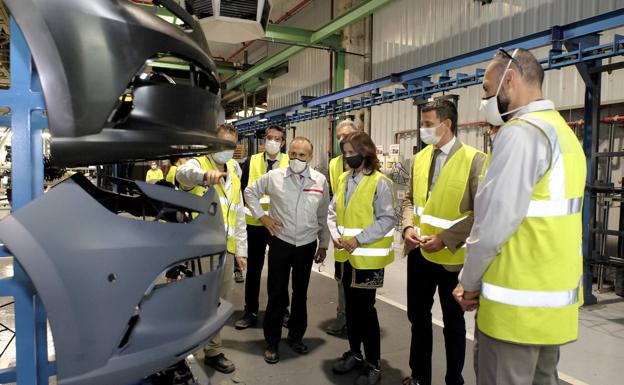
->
[234,8,624,134]
[0,18,55,384]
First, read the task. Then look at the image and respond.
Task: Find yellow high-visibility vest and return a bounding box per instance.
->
[329,155,344,193]
[166,165,177,185]
[145,168,163,182]
[189,156,241,255]
[335,170,394,269]
[477,110,586,345]
[244,152,289,226]
[412,143,483,265]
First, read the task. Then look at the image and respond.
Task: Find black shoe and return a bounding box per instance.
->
[325,319,347,336]
[286,336,309,354]
[401,377,422,385]
[234,312,257,330]
[264,346,279,364]
[234,270,244,283]
[332,351,363,374]
[203,353,235,374]
[355,362,381,385]
[283,308,290,328]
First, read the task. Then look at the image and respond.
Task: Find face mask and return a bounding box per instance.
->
[151,165,157,170]
[480,49,523,126]
[212,150,234,164]
[289,158,307,174]
[345,154,364,169]
[264,139,281,155]
[419,124,442,146]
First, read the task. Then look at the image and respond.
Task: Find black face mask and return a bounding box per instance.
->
[345,154,364,169]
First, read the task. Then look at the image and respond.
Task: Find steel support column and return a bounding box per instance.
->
[332,49,346,157]
[569,35,600,306]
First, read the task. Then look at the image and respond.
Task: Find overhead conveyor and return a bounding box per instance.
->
[234,8,624,134]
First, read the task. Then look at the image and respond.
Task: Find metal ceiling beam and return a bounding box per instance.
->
[265,24,342,49]
[225,0,396,91]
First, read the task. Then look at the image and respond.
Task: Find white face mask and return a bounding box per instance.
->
[289,158,307,174]
[480,49,523,126]
[264,139,281,155]
[212,150,234,164]
[419,124,442,146]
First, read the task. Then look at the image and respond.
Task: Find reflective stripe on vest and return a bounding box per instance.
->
[482,282,579,308]
[526,197,582,217]
[245,152,289,226]
[335,170,394,269]
[412,143,482,265]
[190,156,241,254]
[477,110,586,346]
[413,206,467,229]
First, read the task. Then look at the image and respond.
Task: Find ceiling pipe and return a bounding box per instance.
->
[225,0,396,91]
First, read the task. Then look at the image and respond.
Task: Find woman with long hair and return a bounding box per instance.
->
[327,131,395,385]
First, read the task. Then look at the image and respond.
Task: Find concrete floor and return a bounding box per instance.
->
[0,225,620,384]
[203,269,477,385]
[200,241,620,385]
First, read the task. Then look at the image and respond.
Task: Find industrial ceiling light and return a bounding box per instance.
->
[185,0,273,44]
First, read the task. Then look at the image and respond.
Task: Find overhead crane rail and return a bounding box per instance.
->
[234,8,624,134]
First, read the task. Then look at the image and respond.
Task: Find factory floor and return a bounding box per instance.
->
[192,240,623,385]
[0,225,621,384]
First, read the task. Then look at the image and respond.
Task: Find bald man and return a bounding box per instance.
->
[454,48,585,385]
[245,137,330,364]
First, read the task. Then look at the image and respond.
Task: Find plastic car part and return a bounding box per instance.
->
[0,173,233,385]
[5,0,231,167]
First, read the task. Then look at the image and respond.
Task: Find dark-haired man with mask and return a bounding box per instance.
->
[401,99,485,385]
[453,48,586,385]
[245,137,330,364]
[236,126,290,330]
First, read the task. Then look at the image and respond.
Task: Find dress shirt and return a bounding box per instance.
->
[429,136,456,193]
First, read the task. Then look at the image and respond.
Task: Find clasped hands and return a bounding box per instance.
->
[403,227,444,253]
[333,237,359,254]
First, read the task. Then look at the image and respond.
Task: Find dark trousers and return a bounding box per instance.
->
[263,237,316,347]
[342,261,381,366]
[244,225,271,314]
[407,248,466,385]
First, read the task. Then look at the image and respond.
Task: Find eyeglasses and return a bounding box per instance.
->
[496,48,524,75]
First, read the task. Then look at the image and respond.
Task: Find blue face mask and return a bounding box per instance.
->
[212,150,234,164]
